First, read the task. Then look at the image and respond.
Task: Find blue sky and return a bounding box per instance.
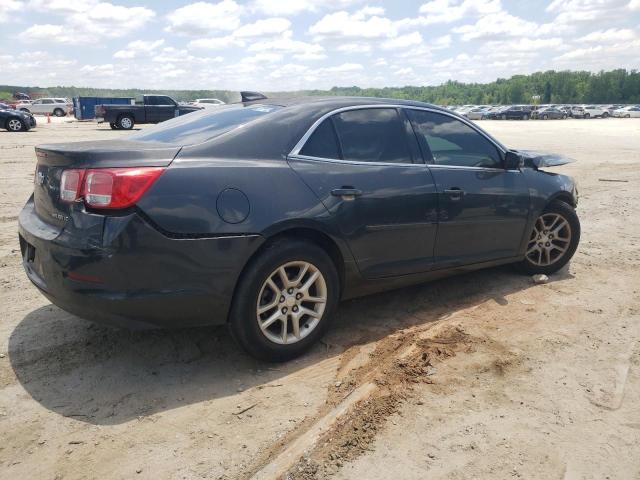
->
[1,0,639,90]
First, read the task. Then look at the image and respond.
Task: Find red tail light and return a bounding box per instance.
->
[60,167,165,209]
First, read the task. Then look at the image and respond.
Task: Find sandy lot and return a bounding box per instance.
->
[0,117,639,480]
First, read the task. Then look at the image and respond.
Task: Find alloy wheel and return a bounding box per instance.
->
[120,117,133,129]
[256,261,327,345]
[526,213,572,266]
[7,119,22,131]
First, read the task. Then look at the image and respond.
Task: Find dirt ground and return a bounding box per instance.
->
[0,117,639,480]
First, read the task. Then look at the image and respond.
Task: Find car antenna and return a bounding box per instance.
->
[240,91,267,102]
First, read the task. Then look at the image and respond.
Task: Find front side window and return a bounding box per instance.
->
[331,108,412,163]
[407,109,502,169]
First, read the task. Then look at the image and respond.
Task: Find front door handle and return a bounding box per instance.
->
[444,187,465,200]
[331,188,362,201]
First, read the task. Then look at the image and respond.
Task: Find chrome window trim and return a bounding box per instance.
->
[288,104,512,172]
[288,153,423,168]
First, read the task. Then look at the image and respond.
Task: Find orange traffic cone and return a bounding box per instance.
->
[47,113,51,124]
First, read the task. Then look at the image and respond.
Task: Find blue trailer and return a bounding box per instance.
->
[73,96,133,120]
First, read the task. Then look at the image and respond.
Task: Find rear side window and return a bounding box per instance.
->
[130,104,282,145]
[407,110,502,168]
[300,118,341,159]
[332,108,412,163]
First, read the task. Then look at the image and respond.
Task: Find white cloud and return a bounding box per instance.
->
[165,1,242,35]
[630,0,640,10]
[381,32,423,50]
[248,36,325,57]
[337,43,372,53]
[234,17,291,37]
[0,0,20,22]
[251,0,363,16]
[309,8,397,39]
[21,1,155,42]
[22,24,77,44]
[454,11,540,40]
[114,39,165,59]
[189,35,245,50]
[417,0,501,24]
[579,28,637,42]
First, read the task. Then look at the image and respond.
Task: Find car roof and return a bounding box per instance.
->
[250,95,445,111]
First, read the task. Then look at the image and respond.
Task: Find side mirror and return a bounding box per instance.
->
[504,151,523,170]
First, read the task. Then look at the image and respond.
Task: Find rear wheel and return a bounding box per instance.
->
[523,114,529,120]
[118,115,134,130]
[501,114,507,120]
[109,123,119,130]
[229,239,339,361]
[6,118,25,132]
[53,108,65,117]
[602,112,609,118]
[542,114,548,120]
[584,113,590,119]
[518,200,580,275]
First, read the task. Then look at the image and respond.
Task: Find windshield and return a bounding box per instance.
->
[129,104,283,145]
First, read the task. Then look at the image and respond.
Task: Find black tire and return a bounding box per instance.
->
[602,112,609,118]
[228,238,340,361]
[523,114,529,120]
[117,114,134,130]
[542,115,548,120]
[518,200,580,276]
[501,114,507,120]
[5,117,25,132]
[53,108,65,117]
[562,114,567,119]
[109,123,119,130]
[584,113,590,119]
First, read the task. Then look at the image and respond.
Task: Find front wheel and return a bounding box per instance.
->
[6,118,25,131]
[584,113,590,119]
[229,239,339,361]
[518,200,580,275]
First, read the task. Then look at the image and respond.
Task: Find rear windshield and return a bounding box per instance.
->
[129,104,282,145]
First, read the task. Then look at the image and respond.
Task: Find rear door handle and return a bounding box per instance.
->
[444,188,465,200]
[331,188,362,201]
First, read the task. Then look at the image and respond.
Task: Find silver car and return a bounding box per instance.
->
[17,98,71,116]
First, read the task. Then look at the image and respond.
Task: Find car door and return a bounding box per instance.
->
[406,108,530,267]
[288,107,439,279]
[146,96,178,123]
[30,100,45,114]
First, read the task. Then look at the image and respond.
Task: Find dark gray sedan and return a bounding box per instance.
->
[19,96,580,360]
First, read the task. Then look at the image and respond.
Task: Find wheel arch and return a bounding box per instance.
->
[547,191,576,208]
[227,224,349,323]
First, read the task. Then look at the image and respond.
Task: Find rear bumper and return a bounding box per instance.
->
[18,197,263,328]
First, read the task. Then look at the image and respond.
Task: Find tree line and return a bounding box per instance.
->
[2,69,639,105]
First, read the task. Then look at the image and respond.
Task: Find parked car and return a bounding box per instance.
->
[481,106,508,119]
[18,97,581,360]
[95,94,201,130]
[612,106,640,118]
[1,108,36,131]
[493,105,533,120]
[582,105,609,118]
[533,107,567,120]
[191,98,226,108]
[17,98,71,116]
[463,107,490,120]
[570,106,586,118]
